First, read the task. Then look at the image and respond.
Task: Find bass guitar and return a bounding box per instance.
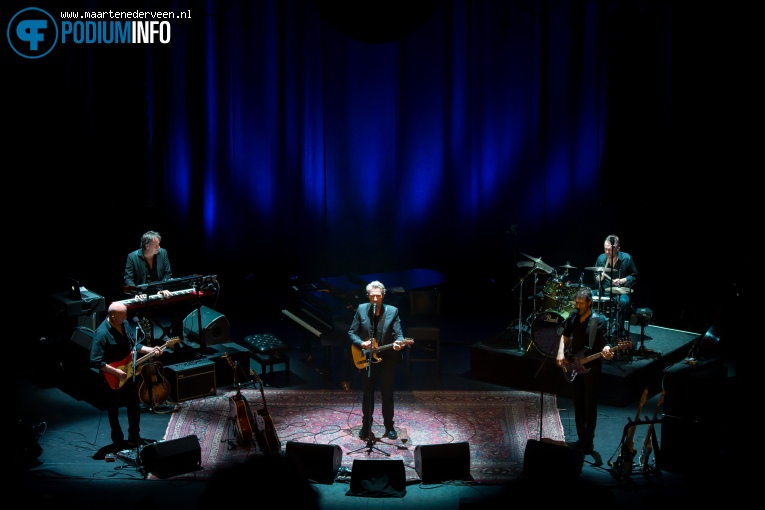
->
[251,369,281,454]
[639,390,665,471]
[223,353,258,448]
[351,338,414,368]
[560,339,632,383]
[612,388,648,475]
[103,337,180,390]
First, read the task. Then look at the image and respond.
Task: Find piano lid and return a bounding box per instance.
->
[351,268,447,293]
[317,268,447,298]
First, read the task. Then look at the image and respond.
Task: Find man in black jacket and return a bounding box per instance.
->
[349,280,407,441]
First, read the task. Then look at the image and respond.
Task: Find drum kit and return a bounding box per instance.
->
[509,253,628,358]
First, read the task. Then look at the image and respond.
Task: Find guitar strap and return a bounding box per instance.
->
[588,313,599,349]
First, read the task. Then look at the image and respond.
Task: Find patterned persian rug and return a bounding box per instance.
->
[161,389,565,483]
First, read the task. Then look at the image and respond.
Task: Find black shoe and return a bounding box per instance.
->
[385,427,398,440]
[125,437,143,449]
[579,440,594,454]
[358,429,369,440]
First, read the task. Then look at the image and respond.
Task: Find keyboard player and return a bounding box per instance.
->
[123,230,178,341]
[124,230,173,299]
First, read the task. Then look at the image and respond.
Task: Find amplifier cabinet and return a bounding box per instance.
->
[165,360,217,402]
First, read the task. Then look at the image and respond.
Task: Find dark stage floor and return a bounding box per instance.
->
[18,282,743,509]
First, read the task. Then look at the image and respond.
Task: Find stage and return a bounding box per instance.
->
[470,323,701,407]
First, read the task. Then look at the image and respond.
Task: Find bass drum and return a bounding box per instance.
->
[530,310,569,357]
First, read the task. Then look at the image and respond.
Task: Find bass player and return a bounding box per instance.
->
[556,286,614,455]
[90,302,164,452]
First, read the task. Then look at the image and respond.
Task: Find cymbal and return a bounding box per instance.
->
[519,252,554,274]
[517,261,550,273]
[584,266,619,272]
[558,262,577,269]
[604,287,633,295]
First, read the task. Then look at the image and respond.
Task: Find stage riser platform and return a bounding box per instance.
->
[470,324,699,407]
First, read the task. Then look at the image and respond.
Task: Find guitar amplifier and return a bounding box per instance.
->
[165,360,217,402]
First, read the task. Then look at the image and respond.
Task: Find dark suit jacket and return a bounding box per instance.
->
[124,247,173,287]
[348,302,405,362]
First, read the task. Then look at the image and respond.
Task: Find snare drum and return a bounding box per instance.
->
[530,310,569,357]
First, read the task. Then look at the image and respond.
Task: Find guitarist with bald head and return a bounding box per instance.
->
[556,287,614,455]
[90,301,165,451]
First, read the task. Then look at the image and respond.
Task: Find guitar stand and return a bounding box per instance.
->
[608,418,663,478]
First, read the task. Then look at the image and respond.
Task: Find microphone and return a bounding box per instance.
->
[133,316,145,337]
[372,303,376,316]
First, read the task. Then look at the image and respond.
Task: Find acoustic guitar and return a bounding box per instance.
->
[138,361,170,408]
[639,390,665,471]
[613,388,648,475]
[351,338,414,368]
[223,353,259,448]
[250,369,281,454]
[103,337,180,390]
[560,339,632,383]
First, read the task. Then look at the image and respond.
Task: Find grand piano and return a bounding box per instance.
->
[281,268,447,372]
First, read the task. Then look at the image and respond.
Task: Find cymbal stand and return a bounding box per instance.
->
[509,266,537,352]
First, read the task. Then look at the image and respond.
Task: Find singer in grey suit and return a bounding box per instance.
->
[348,280,407,440]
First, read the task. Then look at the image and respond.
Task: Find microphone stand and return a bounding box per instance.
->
[132,326,138,384]
[349,304,388,457]
[135,321,161,414]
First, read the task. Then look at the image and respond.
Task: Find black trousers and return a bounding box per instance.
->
[101,378,142,444]
[360,359,398,430]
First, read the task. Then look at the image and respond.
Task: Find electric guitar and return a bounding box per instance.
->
[351,338,414,368]
[103,337,180,390]
[613,388,648,475]
[560,339,632,383]
[251,369,281,454]
[639,390,665,471]
[223,354,258,448]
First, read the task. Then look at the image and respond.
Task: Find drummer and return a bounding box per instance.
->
[592,235,638,337]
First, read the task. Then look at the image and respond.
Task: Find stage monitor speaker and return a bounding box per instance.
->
[70,327,94,350]
[285,441,343,485]
[183,306,230,346]
[524,439,583,478]
[349,459,406,497]
[414,442,471,484]
[140,435,201,478]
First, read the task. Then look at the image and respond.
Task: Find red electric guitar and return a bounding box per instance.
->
[103,337,180,390]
